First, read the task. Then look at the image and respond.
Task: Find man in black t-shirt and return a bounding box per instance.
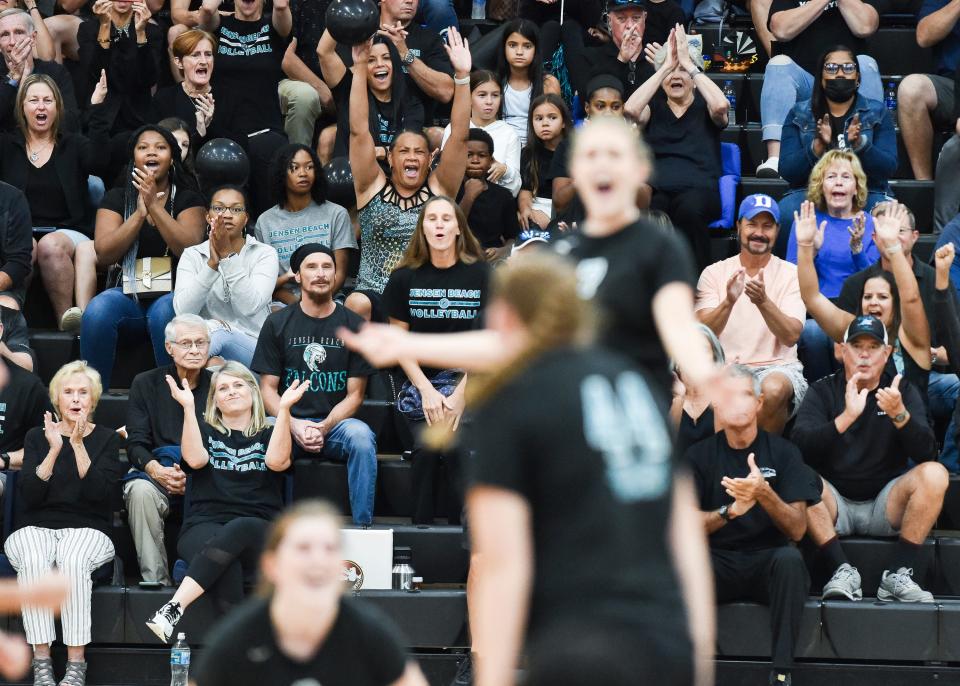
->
[689,365,819,686]
[792,316,944,604]
[457,128,520,261]
[756,0,884,178]
[251,244,377,526]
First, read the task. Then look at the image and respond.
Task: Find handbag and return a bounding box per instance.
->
[397,370,464,420]
[122,254,172,297]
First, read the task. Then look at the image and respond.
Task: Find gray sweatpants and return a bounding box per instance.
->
[123,479,172,586]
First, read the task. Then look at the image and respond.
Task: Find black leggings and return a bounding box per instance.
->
[178,517,269,613]
[650,187,721,273]
[406,417,464,525]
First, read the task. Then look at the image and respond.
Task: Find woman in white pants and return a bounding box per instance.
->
[3,361,124,686]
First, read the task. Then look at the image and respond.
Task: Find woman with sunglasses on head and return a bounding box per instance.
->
[774,45,896,256]
[173,185,279,368]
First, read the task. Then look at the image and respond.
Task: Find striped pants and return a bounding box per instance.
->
[4,527,114,646]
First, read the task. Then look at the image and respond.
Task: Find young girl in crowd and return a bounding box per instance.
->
[494,18,560,147]
[156,117,200,188]
[441,70,521,196]
[518,93,571,231]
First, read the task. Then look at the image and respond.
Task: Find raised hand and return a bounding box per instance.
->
[165,375,196,409]
[876,374,906,420]
[848,212,865,254]
[725,268,745,305]
[744,269,767,307]
[444,26,472,76]
[278,378,309,410]
[674,23,694,72]
[132,1,151,32]
[793,200,826,250]
[873,200,908,254]
[43,411,62,451]
[617,22,644,64]
[132,167,164,213]
[935,242,955,290]
[377,21,409,57]
[843,372,869,421]
[845,113,862,148]
[90,69,108,105]
[351,37,372,70]
[193,93,214,137]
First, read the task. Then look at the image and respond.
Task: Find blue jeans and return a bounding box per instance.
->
[294,417,377,525]
[929,371,960,472]
[209,328,257,367]
[761,54,882,143]
[415,0,458,35]
[797,318,839,384]
[79,288,174,389]
[774,188,891,258]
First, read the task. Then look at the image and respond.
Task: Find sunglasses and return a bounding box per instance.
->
[823,62,858,75]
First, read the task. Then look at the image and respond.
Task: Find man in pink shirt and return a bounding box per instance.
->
[696,194,807,433]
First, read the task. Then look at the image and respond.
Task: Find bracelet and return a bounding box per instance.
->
[453,75,470,86]
[35,465,50,481]
[796,241,815,247]
[885,243,903,254]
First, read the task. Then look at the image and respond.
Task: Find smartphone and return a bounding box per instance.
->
[138,581,163,589]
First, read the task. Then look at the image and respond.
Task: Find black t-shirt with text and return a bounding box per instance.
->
[646,91,723,192]
[193,596,407,686]
[331,72,425,158]
[455,182,521,248]
[182,424,286,529]
[555,220,697,393]
[0,363,50,453]
[251,303,375,420]
[470,346,687,641]
[687,430,821,551]
[768,0,888,73]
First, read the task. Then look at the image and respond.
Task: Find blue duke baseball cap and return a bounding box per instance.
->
[738,194,781,224]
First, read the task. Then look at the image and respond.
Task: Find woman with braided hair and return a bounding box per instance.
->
[80,124,206,389]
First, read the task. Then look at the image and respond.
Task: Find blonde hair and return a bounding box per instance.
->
[570,116,651,172]
[203,361,268,437]
[394,195,485,271]
[48,361,102,419]
[423,251,595,449]
[16,74,63,142]
[257,499,342,596]
[806,149,868,212]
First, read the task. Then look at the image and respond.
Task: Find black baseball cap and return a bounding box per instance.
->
[290,243,335,273]
[607,0,648,11]
[843,315,889,345]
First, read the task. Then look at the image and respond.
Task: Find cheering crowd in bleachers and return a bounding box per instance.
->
[0,0,958,683]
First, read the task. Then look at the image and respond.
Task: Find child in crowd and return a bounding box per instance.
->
[518,93,572,231]
[457,129,520,263]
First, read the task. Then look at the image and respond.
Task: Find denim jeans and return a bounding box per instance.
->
[760,54,883,143]
[209,327,258,367]
[797,318,839,384]
[415,0,458,35]
[929,371,960,471]
[79,288,174,389]
[773,188,891,258]
[294,417,377,525]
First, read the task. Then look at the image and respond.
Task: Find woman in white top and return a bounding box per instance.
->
[440,70,521,197]
[173,185,279,367]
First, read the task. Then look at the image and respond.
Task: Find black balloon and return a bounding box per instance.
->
[324,156,356,208]
[195,138,250,192]
[325,0,380,46]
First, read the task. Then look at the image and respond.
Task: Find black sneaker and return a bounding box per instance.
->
[769,671,792,686]
[146,600,182,643]
[451,654,473,685]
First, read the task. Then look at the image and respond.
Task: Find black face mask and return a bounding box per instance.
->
[823,77,858,103]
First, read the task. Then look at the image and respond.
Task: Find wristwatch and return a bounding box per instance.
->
[892,409,909,423]
[401,49,415,66]
[718,504,733,521]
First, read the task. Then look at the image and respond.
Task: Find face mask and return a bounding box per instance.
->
[823,78,858,103]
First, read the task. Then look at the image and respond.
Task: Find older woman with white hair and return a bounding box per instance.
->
[3,360,123,686]
[145,361,307,644]
[624,23,729,271]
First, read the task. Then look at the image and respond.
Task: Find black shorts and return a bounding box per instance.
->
[354,289,387,323]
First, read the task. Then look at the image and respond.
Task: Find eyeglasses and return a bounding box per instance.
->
[823,62,858,75]
[209,205,246,215]
[172,339,210,350]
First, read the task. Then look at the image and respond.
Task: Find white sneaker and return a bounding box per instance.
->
[877,567,934,603]
[756,157,780,178]
[145,600,182,643]
[59,307,82,332]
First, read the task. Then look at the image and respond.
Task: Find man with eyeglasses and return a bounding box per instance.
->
[755,0,883,178]
[123,314,213,586]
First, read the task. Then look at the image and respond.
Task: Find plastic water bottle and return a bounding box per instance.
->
[723,80,737,125]
[471,0,486,20]
[170,633,190,686]
[885,82,897,115]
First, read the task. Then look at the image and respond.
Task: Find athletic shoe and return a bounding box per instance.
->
[146,600,182,643]
[451,654,473,685]
[769,671,792,686]
[756,157,780,178]
[822,563,862,600]
[877,567,935,603]
[58,660,86,686]
[32,657,56,686]
[59,307,82,333]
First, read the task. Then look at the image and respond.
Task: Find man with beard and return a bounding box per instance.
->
[695,195,807,434]
[251,244,378,526]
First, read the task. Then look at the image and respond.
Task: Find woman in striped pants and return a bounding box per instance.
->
[3,361,124,686]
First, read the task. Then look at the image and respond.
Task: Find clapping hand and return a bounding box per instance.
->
[816,115,833,148]
[43,411,62,451]
[674,23,695,73]
[617,22,644,64]
[793,200,826,251]
[90,69,108,105]
[842,371,869,421]
[876,373,906,421]
[935,242,955,290]
[193,93,214,137]
[744,269,768,307]
[207,213,232,268]
[69,411,87,448]
[132,167,165,217]
[849,212,865,254]
[725,268,745,305]
[720,452,763,517]
[845,113,862,148]
[165,375,196,409]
